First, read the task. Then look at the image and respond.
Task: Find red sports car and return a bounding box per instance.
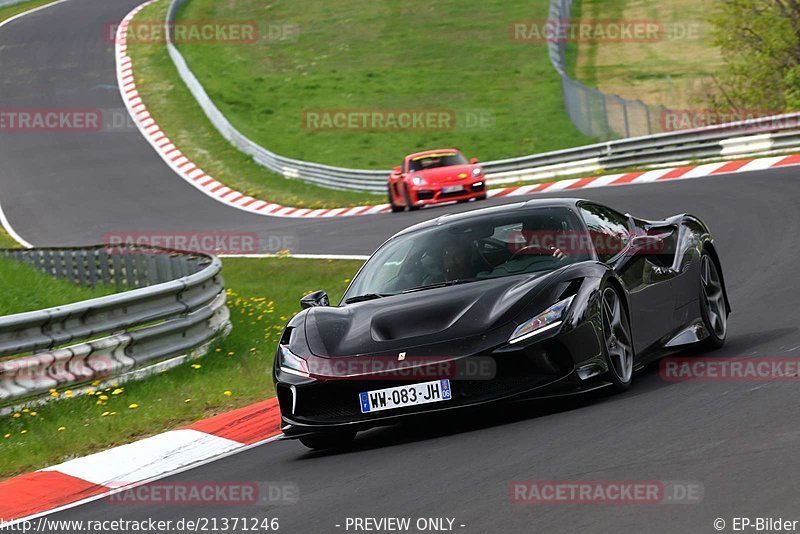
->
[388,149,487,212]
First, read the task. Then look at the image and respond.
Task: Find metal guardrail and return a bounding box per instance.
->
[0,246,230,406]
[165,0,387,194]
[165,0,800,193]
[0,0,31,8]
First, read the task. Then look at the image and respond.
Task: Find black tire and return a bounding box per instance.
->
[299,431,356,451]
[600,285,634,392]
[476,193,487,201]
[389,186,404,213]
[403,185,420,211]
[698,252,727,350]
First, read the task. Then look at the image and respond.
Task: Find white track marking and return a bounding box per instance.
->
[737,155,790,172]
[679,162,729,179]
[0,197,33,248]
[0,0,69,30]
[43,430,242,486]
[8,434,283,526]
[0,0,73,249]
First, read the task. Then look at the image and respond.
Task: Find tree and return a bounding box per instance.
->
[709,0,800,113]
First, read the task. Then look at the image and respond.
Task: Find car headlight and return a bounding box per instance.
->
[508,295,574,344]
[278,345,310,377]
[411,176,426,186]
[472,167,483,177]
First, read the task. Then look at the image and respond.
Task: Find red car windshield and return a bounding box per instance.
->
[407,152,468,172]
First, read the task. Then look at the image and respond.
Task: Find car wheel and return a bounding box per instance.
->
[299,431,356,451]
[476,194,487,201]
[601,285,634,391]
[389,186,404,213]
[699,253,727,349]
[403,185,419,211]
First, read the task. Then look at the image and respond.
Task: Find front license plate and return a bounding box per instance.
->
[359,380,452,413]
[441,185,463,193]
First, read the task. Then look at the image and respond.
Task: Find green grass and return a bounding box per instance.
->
[127,1,380,210]
[0,257,363,479]
[0,0,57,23]
[571,0,722,110]
[126,0,594,208]
[0,257,116,316]
[0,227,20,248]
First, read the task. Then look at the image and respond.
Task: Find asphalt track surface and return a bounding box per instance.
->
[4,1,800,533]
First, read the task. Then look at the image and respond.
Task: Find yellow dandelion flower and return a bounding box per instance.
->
[184,399,191,403]
[223,390,232,397]
[129,403,139,409]
[22,408,29,413]
[101,412,110,417]
[191,364,202,369]
[112,389,124,395]
[3,434,10,439]
[99,395,109,401]
[12,413,21,418]
[57,427,65,431]
[20,430,27,435]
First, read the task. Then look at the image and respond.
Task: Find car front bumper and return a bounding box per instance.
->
[410,179,486,205]
[274,321,605,437]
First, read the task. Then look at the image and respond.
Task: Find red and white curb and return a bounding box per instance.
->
[0,399,282,523]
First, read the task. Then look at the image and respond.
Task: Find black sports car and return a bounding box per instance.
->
[273,198,730,449]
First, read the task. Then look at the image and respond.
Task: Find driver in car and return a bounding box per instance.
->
[441,241,475,281]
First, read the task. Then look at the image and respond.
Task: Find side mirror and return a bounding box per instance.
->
[469,157,479,164]
[300,290,330,309]
[392,166,402,174]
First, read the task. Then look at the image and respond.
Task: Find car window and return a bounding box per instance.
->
[579,204,631,262]
[342,207,591,302]
[407,152,467,172]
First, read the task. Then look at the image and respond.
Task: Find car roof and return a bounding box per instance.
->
[392,198,586,238]
[405,149,461,160]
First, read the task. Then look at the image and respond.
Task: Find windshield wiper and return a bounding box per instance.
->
[401,278,477,294]
[343,293,393,304]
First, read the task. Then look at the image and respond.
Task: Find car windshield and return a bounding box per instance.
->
[342,207,592,301]
[407,152,468,172]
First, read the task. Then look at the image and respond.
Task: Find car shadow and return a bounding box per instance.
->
[294,387,619,459]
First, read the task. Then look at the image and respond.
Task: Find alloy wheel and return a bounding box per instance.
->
[602,287,634,384]
[700,255,727,339]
